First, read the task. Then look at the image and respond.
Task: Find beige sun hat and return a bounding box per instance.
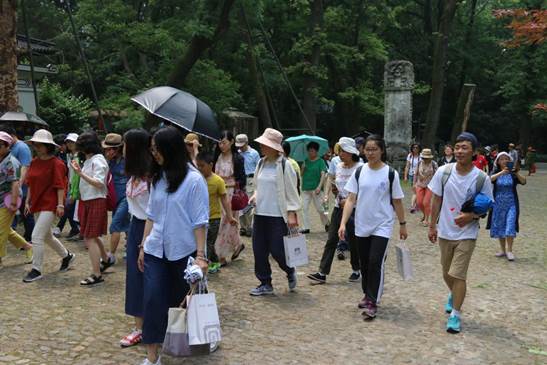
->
[420,148,434,159]
[235,134,249,148]
[254,128,284,153]
[102,133,123,148]
[28,129,59,147]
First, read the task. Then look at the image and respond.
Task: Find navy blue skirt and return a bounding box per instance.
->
[125,217,145,317]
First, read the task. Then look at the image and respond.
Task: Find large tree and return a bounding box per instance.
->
[0,0,18,114]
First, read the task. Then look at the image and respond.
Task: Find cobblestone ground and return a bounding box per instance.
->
[1,171,546,365]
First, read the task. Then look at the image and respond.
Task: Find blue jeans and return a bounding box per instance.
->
[11,192,34,242]
[57,198,79,234]
[109,197,130,234]
[252,215,294,286]
[142,253,193,344]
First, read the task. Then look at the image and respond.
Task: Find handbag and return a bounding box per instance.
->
[283,228,309,268]
[187,287,222,346]
[162,285,211,357]
[395,241,414,281]
[231,183,248,211]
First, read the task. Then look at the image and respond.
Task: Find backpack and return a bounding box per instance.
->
[106,171,117,211]
[354,165,396,206]
[440,163,487,197]
[257,157,300,194]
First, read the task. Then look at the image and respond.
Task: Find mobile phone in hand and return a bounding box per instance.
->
[507,161,514,170]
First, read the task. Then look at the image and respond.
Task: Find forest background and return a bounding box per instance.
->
[5,0,547,153]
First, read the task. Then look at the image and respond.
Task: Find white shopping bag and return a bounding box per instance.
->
[395,242,414,281]
[73,200,79,222]
[283,233,309,268]
[187,292,222,346]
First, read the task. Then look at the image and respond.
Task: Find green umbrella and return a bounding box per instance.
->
[285,134,329,162]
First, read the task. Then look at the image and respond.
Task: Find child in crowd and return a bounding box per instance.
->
[195,151,237,273]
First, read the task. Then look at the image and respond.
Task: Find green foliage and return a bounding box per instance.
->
[38,79,92,134]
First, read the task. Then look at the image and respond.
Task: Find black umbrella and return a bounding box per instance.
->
[131,86,221,141]
[0,112,48,127]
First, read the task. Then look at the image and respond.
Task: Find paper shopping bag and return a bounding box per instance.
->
[283,233,309,268]
[162,299,210,357]
[395,242,414,281]
[187,293,222,346]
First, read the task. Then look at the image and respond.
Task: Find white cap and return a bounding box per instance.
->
[65,133,79,143]
[338,137,359,155]
[235,134,249,148]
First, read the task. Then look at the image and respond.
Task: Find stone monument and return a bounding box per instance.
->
[383,60,414,173]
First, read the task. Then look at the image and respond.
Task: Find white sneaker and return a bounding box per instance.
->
[139,357,161,365]
[506,252,515,261]
[53,227,61,238]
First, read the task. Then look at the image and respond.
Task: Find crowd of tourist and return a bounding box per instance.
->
[0,121,539,364]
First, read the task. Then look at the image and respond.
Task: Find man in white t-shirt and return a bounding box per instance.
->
[428,132,493,334]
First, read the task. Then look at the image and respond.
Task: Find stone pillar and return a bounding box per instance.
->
[383,60,414,173]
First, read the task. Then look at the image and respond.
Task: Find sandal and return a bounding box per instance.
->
[120,329,142,348]
[80,274,104,286]
[231,244,245,261]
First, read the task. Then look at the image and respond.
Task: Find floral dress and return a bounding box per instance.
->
[214,154,241,258]
[489,174,517,238]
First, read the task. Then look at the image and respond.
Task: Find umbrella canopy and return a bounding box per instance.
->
[0,112,48,127]
[285,134,329,162]
[131,86,220,141]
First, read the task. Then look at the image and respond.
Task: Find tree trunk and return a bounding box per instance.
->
[301,0,323,134]
[457,0,477,93]
[0,0,18,114]
[145,0,236,129]
[239,7,272,131]
[450,83,476,142]
[422,0,459,147]
[166,0,236,89]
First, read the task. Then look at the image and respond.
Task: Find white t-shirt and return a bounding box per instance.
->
[255,161,282,217]
[345,164,404,238]
[333,160,363,208]
[79,154,108,201]
[428,164,494,241]
[407,153,420,176]
[126,177,149,220]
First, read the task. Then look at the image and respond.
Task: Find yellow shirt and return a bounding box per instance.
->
[288,157,301,176]
[207,173,227,220]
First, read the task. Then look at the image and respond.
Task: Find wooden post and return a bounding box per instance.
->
[450,83,476,142]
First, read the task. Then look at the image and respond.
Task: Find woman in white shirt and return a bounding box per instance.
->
[72,131,109,286]
[339,135,408,319]
[120,129,152,348]
[404,143,421,213]
[249,128,300,296]
[308,137,363,285]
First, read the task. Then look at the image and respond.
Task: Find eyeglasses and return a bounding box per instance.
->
[365,148,380,153]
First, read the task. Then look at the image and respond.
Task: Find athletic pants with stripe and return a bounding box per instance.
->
[356,235,389,304]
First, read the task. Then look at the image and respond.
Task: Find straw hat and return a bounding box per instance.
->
[254,128,284,153]
[102,133,123,148]
[184,133,201,146]
[28,129,59,147]
[338,137,359,155]
[420,148,434,159]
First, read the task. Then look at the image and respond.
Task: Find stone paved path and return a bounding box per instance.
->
[1,172,546,365]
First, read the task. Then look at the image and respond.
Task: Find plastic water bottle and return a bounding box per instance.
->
[322,201,329,215]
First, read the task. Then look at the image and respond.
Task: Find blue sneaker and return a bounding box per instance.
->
[445,293,453,314]
[446,315,461,334]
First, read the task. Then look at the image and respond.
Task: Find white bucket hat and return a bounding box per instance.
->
[65,133,79,143]
[338,137,359,155]
[28,129,59,147]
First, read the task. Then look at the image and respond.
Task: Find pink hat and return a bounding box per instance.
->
[0,132,13,146]
[254,128,284,153]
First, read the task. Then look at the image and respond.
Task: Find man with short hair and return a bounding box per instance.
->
[236,134,260,236]
[428,132,493,334]
[508,143,519,169]
[0,126,34,242]
[300,141,329,234]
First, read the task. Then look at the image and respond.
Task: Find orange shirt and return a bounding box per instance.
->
[26,157,67,213]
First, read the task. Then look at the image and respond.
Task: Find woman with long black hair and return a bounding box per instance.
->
[339,135,408,319]
[213,130,246,266]
[119,129,152,348]
[137,126,209,365]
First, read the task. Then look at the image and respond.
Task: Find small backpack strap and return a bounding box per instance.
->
[441,163,454,197]
[354,165,363,193]
[475,170,487,194]
[388,166,395,206]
